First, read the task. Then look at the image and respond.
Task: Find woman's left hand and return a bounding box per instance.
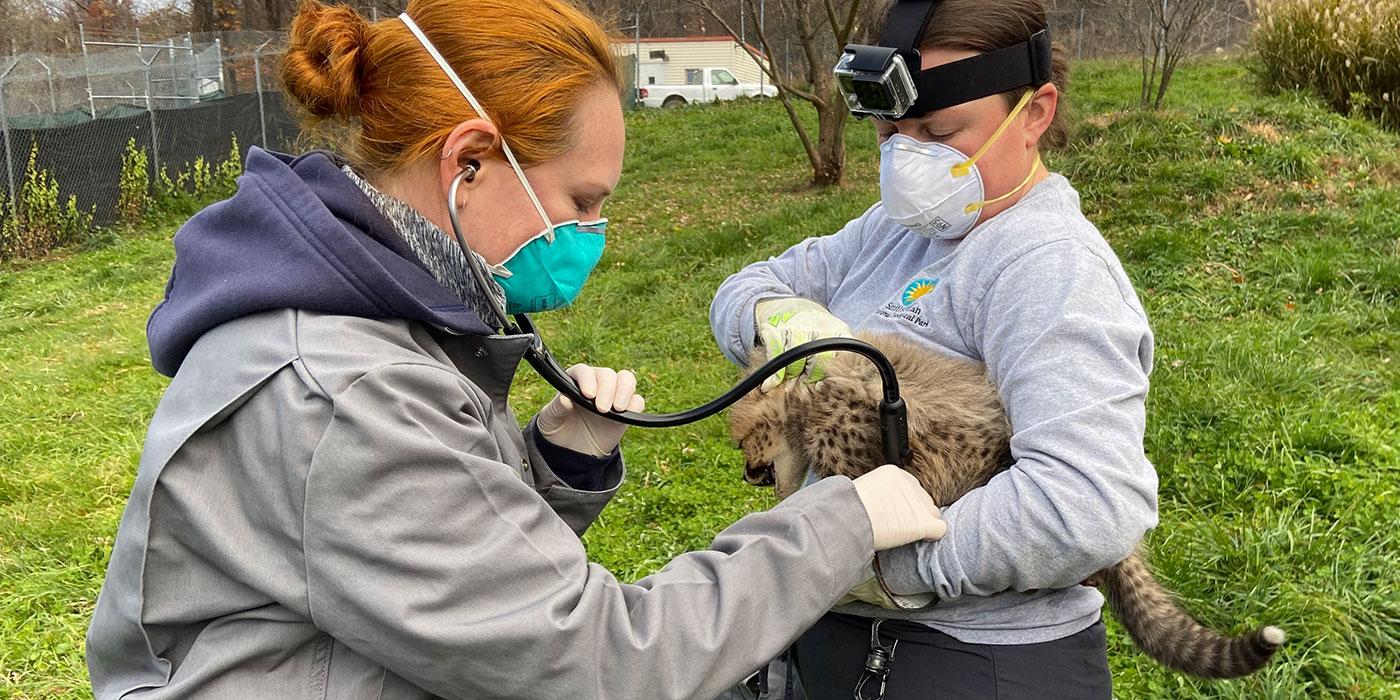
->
[536,364,646,457]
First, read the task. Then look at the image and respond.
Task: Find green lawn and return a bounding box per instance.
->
[2,58,1397,698]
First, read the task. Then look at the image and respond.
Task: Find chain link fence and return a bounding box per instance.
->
[0,29,297,228]
[1047,3,1254,61]
[0,5,1256,232]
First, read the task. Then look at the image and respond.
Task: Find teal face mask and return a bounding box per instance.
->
[489,220,607,314]
[400,13,607,318]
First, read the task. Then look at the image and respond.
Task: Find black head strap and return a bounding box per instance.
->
[875,0,1053,118]
[908,29,1052,116]
[880,0,938,65]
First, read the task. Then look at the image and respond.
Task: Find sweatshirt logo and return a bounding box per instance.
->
[902,278,939,306]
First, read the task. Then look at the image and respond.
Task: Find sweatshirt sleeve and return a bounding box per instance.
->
[878,240,1159,598]
[522,417,623,535]
[527,424,620,493]
[710,209,874,366]
[303,363,875,700]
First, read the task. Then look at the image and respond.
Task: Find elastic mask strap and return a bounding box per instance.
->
[399,13,557,241]
[965,153,1042,214]
[951,89,1036,178]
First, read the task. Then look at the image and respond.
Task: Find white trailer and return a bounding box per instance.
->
[616,36,777,108]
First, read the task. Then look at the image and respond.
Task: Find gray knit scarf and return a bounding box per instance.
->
[342,165,508,327]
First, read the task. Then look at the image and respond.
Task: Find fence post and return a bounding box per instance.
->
[30,56,57,114]
[214,38,224,92]
[79,23,95,119]
[0,61,15,200]
[185,32,193,98]
[253,40,271,148]
[759,0,765,96]
[167,40,178,103]
[1077,7,1086,60]
[142,50,161,179]
[634,11,641,102]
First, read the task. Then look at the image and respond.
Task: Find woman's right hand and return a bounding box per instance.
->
[537,364,645,457]
[852,465,947,550]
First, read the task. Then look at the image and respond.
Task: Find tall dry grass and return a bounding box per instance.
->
[1252,0,1400,129]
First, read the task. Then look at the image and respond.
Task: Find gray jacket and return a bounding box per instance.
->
[87,310,873,699]
[87,150,877,699]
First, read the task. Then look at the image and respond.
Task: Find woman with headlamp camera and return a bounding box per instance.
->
[712,1,1157,697]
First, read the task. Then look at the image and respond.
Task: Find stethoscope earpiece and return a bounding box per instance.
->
[452,162,479,211]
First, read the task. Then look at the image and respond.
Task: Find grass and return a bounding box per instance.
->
[2,57,1398,697]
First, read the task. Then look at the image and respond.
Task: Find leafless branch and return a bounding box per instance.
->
[838,0,864,44]
[684,0,818,104]
[681,0,868,186]
[820,0,842,40]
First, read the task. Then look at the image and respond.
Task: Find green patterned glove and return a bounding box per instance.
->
[754,297,852,392]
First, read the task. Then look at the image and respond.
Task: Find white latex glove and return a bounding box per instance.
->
[536,365,646,457]
[754,297,852,392]
[852,465,946,551]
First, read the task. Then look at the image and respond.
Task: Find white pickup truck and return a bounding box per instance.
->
[637,67,778,108]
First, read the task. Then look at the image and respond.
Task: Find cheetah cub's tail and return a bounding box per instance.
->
[1101,550,1285,679]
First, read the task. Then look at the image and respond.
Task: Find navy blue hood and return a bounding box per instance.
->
[147,147,493,377]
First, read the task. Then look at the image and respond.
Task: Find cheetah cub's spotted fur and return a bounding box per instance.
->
[729,332,1284,679]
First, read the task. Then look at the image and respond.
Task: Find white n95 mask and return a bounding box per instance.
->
[879,89,1042,240]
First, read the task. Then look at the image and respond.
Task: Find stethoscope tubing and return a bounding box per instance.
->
[520,320,901,428]
[447,169,910,464]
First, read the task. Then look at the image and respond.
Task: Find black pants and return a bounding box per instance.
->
[791,612,1112,700]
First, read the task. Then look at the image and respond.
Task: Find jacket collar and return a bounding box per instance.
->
[434,331,536,407]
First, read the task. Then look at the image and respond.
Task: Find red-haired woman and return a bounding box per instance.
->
[84,1,944,697]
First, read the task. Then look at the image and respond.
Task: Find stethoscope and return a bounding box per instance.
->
[446,168,912,467]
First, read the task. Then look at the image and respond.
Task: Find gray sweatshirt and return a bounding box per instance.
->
[710,173,1160,645]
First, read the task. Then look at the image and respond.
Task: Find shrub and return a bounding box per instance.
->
[151,165,192,216]
[151,136,245,217]
[190,156,213,199]
[2,135,246,261]
[0,144,94,260]
[117,138,151,227]
[214,136,243,198]
[1252,0,1400,129]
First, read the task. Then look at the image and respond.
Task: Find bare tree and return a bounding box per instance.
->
[687,0,871,187]
[1104,0,1212,110]
[190,0,217,32]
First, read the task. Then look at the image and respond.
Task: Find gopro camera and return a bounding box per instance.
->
[834,0,1053,122]
[834,45,918,120]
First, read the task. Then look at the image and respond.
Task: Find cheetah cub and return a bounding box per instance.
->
[729,332,1285,679]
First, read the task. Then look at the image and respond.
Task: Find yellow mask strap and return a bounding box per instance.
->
[964,153,1043,214]
[951,89,1036,178]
